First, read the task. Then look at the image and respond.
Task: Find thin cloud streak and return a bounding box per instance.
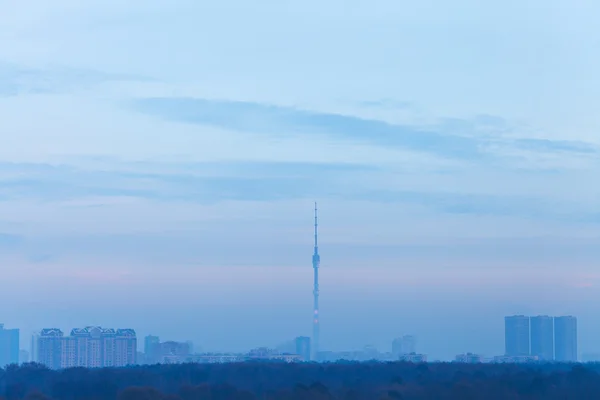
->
[133,97,599,161]
[0,161,599,222]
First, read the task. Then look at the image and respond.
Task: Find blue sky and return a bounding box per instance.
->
[1,0,600,360]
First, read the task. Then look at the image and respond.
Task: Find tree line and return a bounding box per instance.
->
[1,361,600,399]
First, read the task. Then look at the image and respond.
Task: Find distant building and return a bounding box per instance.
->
[37,326,136,369]
[392,338,402,357]
[247,347,302,362]
[147,341,191,364]
[392,335,416,358]
[187,353,244,363]
[0,324,19,367]
[185,341,194,354]
[30,332,39,363]
[115,329,137,367]
[144,335,160,364]
[275,340,295,355]
[530,315,554,361]
[494,355,538,363]
[37,329,63,370]
[455,353,482,363]
[362,345,379,360]
[505,316,530,356]
[399,352,427,363]
[554,316,577,362]
[19,349,30,364]
[401,335,416,354]
[295,336,311,361]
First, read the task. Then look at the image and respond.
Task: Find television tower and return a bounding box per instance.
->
[311,202,320,361]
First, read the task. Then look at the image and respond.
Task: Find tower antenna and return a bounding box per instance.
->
[312,202,320,360]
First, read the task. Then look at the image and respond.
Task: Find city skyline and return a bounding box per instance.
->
[2,0,600,362]
[1,311,587,365]
[0,313,590,367]
[3,210,587,362]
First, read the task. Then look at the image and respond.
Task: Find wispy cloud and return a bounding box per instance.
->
[0,233,23,247]
[133,97,599,162]
[0,161,372,204]
[358,98,414,109]
[0,61,151,97]
[0,161,598,224]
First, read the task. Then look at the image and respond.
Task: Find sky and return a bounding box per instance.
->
[1,0,600,361]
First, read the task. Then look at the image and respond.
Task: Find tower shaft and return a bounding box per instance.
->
[312,202,320,361]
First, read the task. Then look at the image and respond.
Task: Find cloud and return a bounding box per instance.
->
[0,161,373,204]
[0,160,598,225]
[0,233,23,247]
[512,138,596,154]
[0,61,150,97]
[133,97,599,162]
[358,99,414,109]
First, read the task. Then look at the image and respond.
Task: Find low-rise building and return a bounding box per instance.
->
[399,352,427,363]
[454,353,483,363]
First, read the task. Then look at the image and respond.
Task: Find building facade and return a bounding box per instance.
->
[38,329,64,370]
[143,335,160,364]
[530,315,554,361]
[37,326,136,369]
[505,315,530,356]
[295,336,311,361]
[554,316,577,362]
[0,324,19,367]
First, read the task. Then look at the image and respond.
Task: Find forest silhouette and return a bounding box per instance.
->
[1,361,599,399]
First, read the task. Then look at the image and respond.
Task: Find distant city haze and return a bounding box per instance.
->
[1,0,600,361]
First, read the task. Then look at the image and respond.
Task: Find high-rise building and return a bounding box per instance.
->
[37,326,136,369]
[393,335,417,358]
[30,332,39,363]
[295,336,311,361]
[0,324,19,367]
[392,337,402,358]
[401,335,416,354]
[505,315,530,356]
[530,315,554,361]
[19,349,30,364]
[554,316,577,362]
[144,335,160,364]
[115,329,137,366]
[37,329,64,370]
[61,336,77,369]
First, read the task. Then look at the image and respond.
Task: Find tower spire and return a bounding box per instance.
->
[312,202,320,361]
[314,202,318,250]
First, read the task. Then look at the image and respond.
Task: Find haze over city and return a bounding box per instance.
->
[1,0,600,362]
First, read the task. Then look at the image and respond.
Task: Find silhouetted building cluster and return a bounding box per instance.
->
[36,326,137,369]
[399,353,427,362]
[144,336,192,364]
[505,315,577,362]
[392,335,417,358]
[0,324,19,367]
[142,335,302,364]
[455,353,483,363]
